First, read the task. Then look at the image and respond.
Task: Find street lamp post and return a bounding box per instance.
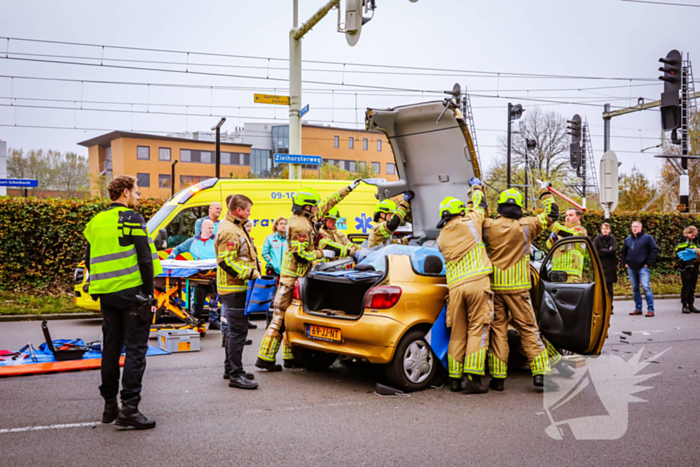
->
[211,118,226,179]
[171,160,178,198]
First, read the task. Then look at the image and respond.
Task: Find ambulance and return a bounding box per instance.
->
[73,178,380,311]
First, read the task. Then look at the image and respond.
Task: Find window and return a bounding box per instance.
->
[159,174,171,189]
[180,175,210,187]
[251,149,272,177]
[338,160,346,170]
[544,240,595,284]
[136,173,150,188]
[181,149,191,162]
[372,162,381,174]
[349,161,357,172]
[137,146,150,160]
[334,136,339,148]
[159,147,171,161]
[201,151,212,164]
[221,152,231,165]
[386,163,396,175]
[163,205,209,249]
[349,137,354,150]
[363,138,368,151]
[377,140,382,152]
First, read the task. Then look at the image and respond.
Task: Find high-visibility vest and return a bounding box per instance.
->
[84,206,162,295]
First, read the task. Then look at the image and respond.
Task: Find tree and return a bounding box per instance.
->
[618,166,656,211]
[54,152,89,196]
[7,148,89,196]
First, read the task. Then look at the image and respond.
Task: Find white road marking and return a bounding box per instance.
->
[0,422,100,434]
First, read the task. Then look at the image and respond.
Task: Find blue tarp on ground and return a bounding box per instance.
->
[0,340,169,366]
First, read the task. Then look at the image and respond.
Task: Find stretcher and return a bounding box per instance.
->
[154,259,219,337]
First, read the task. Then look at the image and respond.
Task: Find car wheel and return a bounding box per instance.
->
[291,346,338,371]
[385,329,436,392]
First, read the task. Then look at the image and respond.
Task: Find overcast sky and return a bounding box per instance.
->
[1,0,699,185]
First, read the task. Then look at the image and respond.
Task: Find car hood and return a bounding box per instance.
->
[365,99,480,240]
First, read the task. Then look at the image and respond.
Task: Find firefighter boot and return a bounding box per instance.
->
[461,374,488,394]
[255,357,283,372]
[115,396,156,430]
[683,304,691,314]
[102,397,119,424]
[450,377,462,392]
[283,359,299,369]
[489,378,505,392]
[533,375,559,391]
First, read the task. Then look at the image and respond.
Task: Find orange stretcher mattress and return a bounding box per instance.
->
[0,356,126,377]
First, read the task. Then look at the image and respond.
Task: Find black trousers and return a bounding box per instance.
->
[606,282,615,311]
[100,300,150,401]
[192,284,212,322]
[681,265,699,306]
[222,292,248,377]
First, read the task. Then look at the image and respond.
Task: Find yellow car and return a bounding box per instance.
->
[285,98,611,391]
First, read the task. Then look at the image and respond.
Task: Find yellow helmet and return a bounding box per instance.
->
[498,188,523,208]
[374,199,397,215]
[438,197,466,218]
[324,206,341,220]
[293,187,321,206]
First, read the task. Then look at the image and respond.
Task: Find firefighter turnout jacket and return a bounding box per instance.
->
[548,221,588,281]
[215,213,261,295]
[319,226,358,262]
[368,200,411,248]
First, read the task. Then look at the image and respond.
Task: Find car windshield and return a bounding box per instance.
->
[146,204,177,235]
[359,245,446,275]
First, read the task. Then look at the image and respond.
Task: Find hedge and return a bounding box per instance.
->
[0,197,696,294]
[0,197,164,294]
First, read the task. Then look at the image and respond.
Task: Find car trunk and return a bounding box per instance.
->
[302,268,386,320]
[365,97,480,240]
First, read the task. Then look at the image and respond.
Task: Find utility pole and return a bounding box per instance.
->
[212,118,226,179]
[581,124,587,209]
[171,160,178,198]
[603,103,611,152]
[289,0,342,179]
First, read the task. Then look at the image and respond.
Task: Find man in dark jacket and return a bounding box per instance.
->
[675,226,700,314]
[593,222,618,314]
[621,221,659,317]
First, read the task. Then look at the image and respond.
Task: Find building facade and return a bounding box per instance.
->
[80,123,397,199]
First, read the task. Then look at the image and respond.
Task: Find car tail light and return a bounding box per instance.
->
[292,280,301,300]
[364,286,402,310]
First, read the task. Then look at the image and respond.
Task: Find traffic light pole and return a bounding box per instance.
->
[506,103,512,188]
[603,103,611,152]
[680,60,690,212]
[581,125,587,209]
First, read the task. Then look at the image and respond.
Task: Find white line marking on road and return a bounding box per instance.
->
[0,422,100,434]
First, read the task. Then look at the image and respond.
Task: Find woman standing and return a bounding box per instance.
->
[594,222,618,314]
[262,217,287,327]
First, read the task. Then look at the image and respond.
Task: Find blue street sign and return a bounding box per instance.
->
[300,104,310,117]
[0,178,39,187]
[273,154,322,165]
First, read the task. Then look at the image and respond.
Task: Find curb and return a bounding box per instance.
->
[0,313,101,322]
[614,294,681,301]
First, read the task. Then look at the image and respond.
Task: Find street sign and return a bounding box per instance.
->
[254,94,290,106]
[0,178,38,187]
[273,154,322,165]
[599,150,619,214]
[300,104,310,117]
[677,204,687,212]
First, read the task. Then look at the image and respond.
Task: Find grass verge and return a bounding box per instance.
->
[0,291,88,315]
[613,273,682,296]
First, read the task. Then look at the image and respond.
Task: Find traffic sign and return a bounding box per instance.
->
[0,178,38,187]
[274,154,322,165]
[254,94,290,106]
[300,104,310,117]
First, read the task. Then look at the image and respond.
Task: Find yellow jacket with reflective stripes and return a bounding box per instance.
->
[281,187,350,277]
[437,186,492,289]
[368,200,411,248]
[215,213,260,295]
[483,191,558,294]
[318,226,358,262]
[548,222,587,279]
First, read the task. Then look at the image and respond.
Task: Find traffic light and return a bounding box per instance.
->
[509,104,524,121]
[659,49,682,132]
[567,114,582,170]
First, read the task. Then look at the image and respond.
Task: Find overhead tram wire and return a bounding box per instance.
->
[1,36,659,82]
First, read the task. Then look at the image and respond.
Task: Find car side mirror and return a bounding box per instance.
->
[531,250,545,262]
[550,271,568,283]
[157,229,168,251]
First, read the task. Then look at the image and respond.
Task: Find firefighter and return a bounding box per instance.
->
[436,178,493,394]
[368,191,414,248]
[318,206,359,262]
[83,174,162,430]
[256,180,362,371]
[216,194,261,390]
[482,182,560,392]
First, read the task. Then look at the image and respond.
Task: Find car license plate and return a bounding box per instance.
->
[307,325,341,343]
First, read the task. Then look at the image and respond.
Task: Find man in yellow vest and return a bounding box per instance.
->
[216,194,261,390]
[256,180,361,371]
[436,178,493,394]
[84,174,162,430]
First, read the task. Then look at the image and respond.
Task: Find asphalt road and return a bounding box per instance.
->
[1,299,699,467]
